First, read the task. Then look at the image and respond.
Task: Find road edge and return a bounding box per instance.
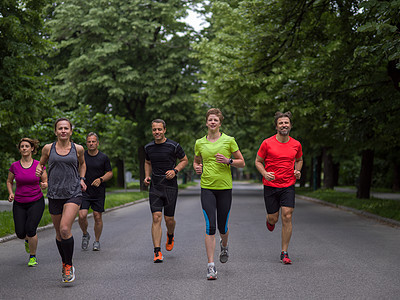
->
[297,194,400,228]
[0,197,149,244]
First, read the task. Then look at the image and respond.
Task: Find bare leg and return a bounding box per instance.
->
[205,234,216,263]
[281,206,294,252]
[151,212,162,248]
[164,216,176,236]
[78,209,89,235]
[93,211,103,242]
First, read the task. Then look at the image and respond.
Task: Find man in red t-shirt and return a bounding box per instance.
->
[255,111,303,264]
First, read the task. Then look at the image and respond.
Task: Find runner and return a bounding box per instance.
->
[36,118,87,283]
[193,108,245,280]
[255,111,303,264]
[144,119,188,263]
[6,138,48,267]
[78,132,113,251]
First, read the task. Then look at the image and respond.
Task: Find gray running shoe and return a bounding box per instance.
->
[93,241,100,251]
[219,239,229,263]
[207,265,217,280]
[81,233,90,250]
[62,264,75,283]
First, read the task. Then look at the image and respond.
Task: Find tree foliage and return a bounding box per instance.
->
[195,0,400,196]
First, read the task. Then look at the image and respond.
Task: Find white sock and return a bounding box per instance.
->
[208,262,215,267]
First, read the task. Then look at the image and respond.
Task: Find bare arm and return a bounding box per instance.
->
[255,154,275,181]
[144,159,152,186]
[165,155,189,180]
[76,145,87,191]
[36,144,51,177]
[294,156,303,179]
[91,170,113,187]
[40,169,48,190]
[193,155,203,175]
[6,172,15,202]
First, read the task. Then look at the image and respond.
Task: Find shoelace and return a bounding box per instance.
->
[64,265,72,276]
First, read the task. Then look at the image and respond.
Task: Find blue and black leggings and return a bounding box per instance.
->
[201,188,232,236]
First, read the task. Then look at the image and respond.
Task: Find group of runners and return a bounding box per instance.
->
[6,108,303,282]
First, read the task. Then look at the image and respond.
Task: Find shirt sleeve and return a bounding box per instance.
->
[230,137,239,153]
[9,163,15,174]
[194,139,201,157]
[176,143,186,160]
[257,140,267,159]
[104,156,112,172]
[296,143,303,159]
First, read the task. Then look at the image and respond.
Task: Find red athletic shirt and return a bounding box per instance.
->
[257,135,302,188]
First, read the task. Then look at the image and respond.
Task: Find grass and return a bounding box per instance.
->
[296,187,400,222]
[0,181,198,238]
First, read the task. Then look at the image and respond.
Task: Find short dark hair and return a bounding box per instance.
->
[86,132,99,142]
[152,119,166,129]
[274,111,292,126]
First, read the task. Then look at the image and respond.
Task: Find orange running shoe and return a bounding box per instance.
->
[165,234,174,251]
[154,250,163,263]
[62,264,75,283]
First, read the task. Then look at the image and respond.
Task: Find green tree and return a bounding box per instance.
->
[194,0,400,197]
[0,0,52,197]
[47,0,202,189]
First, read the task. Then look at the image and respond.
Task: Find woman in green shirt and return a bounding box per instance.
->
[193,108,245,280]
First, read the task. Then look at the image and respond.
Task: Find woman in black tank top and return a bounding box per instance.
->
[36,117,87,283]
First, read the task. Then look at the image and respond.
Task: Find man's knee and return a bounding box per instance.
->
[164,216,175,226]
[79,209,88,220]
[268,212,279,224]
[93,212,102,223]
[152,212,162,224]
[281,208,293,224]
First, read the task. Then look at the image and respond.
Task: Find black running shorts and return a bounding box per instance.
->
[48,197,82,215]
[263,185,295,214]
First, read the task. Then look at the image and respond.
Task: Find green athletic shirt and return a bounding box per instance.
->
[194,133,239,190]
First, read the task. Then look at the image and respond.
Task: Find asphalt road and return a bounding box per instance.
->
[1,182,399,299]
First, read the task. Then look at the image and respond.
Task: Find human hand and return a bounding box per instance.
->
[35,164,43,177]
[195,163,203,175]
[8,193,14,202]
[294,170,301,180]
[91,178,101,187]
[80,179,87,192]
[40,181,48,190]
[215,153,229,164]
[165,170,176,180]
[264,172,275,181]
[144,177,151,186]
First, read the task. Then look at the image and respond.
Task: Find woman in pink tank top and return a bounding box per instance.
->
[6,138,48,267]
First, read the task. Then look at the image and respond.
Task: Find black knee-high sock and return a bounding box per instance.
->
[56,239,65,263]
[61,236,74,265]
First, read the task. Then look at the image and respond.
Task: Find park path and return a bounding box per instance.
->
[1,182,399,299]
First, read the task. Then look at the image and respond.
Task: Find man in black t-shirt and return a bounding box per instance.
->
[79,132,113,251]
[144,119,188,263]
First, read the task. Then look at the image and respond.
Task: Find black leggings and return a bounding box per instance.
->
[201,188,232,235]
[13,197,45,239]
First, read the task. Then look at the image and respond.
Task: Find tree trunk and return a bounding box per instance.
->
[299,158,307,187]
[312,154,322,190]
[392,161,400,192]
[323,147,335,189]
[116,159,124,188]
[356,149,374,199]
[333,162,340,187]
[138,145,147,191]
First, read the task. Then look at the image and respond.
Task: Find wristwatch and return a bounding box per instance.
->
[228,158,233,165]
[174,169,179,174]
[80,177,86,181]
[100,177,103,183]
